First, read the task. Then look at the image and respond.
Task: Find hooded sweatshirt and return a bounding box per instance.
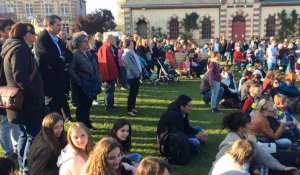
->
[57,144,86,175]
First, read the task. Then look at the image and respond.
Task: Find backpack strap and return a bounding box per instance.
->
[159,130,170,156]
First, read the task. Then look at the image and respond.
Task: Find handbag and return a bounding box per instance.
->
[0,62,37,111]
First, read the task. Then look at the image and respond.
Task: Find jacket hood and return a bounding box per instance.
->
[1,38,26,60]
[167,101,181,113]
[57,144,78,167]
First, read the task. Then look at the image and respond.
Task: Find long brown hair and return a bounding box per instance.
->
[85,137,123,175]
[67,122,94,161]
[41,112,65,157]
[136,157,170,175]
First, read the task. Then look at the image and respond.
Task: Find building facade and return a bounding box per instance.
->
[0,0,86,33]
[122,0,300,44]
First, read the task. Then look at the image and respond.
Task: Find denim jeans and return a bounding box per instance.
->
[188,126,204,150]
[126,152,142,163]
[267,62,276,70]
[275,138,292,150]
[18,124,41,175]
[0,115,20,156]
[104,80,116,110]
[203,86,224,106]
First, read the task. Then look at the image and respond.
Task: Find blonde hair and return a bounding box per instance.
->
[67,122,94,161]
[85,137,123,175]
[255,99,274,112]
[136,157,170,175]
[274,94,286,106]
[227,139,255,165]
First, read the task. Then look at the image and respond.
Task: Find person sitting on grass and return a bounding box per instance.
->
[209,112,297,175]
[136,157,170,175]
[157,95,208,153]
[28,113,66,175]
[241,83,262,115]
[211,139,255,175]
[0,157,17,175]
[57,122,94,175]
[81,137,136,175]
[111,119,142,165]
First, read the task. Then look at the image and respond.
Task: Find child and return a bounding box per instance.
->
[274,94,300,139]
[28,113,66,174]
[111,119,142,165]
[165,47,175,68]
[136,157,170,175]
[241,83,262,115]
[255,45,264,65]
[233,47,246,71]
[57,122,94,175]
[82,137,136,175]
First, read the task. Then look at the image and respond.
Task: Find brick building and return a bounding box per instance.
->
[122,0,300,43]
[0,0,86,33]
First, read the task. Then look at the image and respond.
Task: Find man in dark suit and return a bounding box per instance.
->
[35,15,66,114]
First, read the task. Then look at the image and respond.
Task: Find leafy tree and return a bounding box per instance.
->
[73,9,116,35]
[151,26,167,39]
[181,12,199,40]
[116,0,126,32]
[278,9,299,40]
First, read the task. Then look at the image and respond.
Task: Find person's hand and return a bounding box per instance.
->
[195,132,208,142]
[283,166,297,171]
[280,115,287,124]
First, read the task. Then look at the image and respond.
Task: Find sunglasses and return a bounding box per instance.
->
[27,27,36,35]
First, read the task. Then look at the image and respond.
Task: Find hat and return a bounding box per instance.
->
[253,70,264,81]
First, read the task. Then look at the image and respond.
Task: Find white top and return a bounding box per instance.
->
[211,154,250,175]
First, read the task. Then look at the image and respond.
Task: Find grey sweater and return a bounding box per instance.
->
[122,49,142,79]
[209,132,285,174]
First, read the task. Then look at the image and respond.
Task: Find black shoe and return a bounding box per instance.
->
[211,108,223,114]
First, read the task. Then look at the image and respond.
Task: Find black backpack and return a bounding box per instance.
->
[159,130,191,165]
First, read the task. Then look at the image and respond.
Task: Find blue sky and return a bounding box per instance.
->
[86,0,118,18]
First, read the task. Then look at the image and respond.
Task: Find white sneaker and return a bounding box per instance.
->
[120,87,127,90]
[92,100,100,105]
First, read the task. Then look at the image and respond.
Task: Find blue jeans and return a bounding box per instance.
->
[188,126,204,150]
[267,62,276,70]
[104,80,116,110]
[18,124,41,174]
[275,138,292,149]
[203,86,224,105]
[126,152,142,163]
[0,115,20,156]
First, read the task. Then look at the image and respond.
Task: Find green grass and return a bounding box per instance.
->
[87,78,234,175]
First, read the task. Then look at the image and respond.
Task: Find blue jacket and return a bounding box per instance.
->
[277,82,300,96]
[122,49,141,79]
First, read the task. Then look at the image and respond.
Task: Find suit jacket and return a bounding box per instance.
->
[35,29,66,97]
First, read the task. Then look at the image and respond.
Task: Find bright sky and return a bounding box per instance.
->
[86,0,119,19]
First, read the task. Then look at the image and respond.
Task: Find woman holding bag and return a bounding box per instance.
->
[68,32,100,130]
[1,23,46,175]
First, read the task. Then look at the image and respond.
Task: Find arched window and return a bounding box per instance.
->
[137,20,147,38]
[266,16,275,37]
[169,18,179,39]
[202,17,211,39]
[298,18,300,36]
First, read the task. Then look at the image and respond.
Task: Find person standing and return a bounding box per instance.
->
[122,39,142,117]
[35,15,66,114]
[68,33,100,130]
[1,23,46,175]
[0,19,20,160]
[267,39,278,70]
[209,52,223,114]
[98,34,119,111]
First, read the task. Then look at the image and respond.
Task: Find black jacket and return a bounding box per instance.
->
[35,29,66,97]
[157,101,198,137]
[1,38,45,124]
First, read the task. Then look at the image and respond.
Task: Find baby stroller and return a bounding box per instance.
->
[156,58,179,85]
[139,57,159,86]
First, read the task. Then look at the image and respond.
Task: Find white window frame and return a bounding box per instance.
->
[45,4,51,15]
[61,4,68,16]
[25,4,33,17]
[6,4,14,13]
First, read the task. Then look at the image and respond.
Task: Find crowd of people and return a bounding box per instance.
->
[0,12,300,175]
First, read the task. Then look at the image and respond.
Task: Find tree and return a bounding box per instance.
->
[278,9,299,40]
[181,12,199,40]
[116,0,126,32]
[151,26,167,39]
[73,9,117,35]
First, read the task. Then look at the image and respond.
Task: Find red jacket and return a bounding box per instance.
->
[233,51,244,62]
[98,42,119,81]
